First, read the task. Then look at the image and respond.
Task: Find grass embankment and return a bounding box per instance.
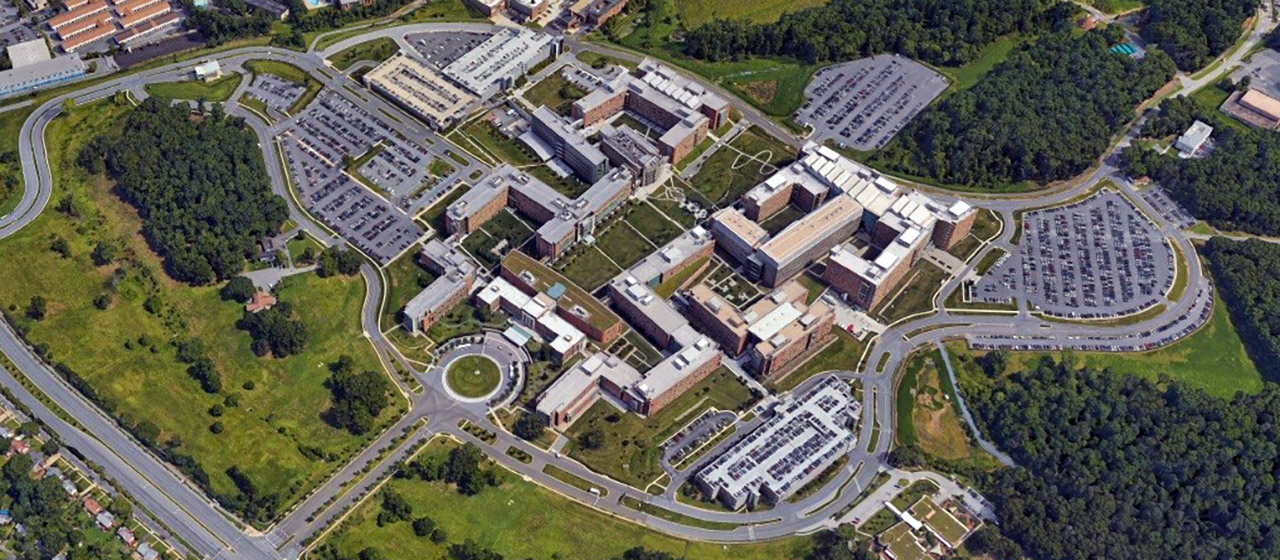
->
[329,37,399,71]
[322,438,812,560]
[0,97,398,517]
[143,73,244,102]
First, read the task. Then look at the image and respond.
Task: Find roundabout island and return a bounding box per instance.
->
[445,355,502,400]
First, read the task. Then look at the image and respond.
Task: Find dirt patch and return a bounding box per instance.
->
[738,80,778,106]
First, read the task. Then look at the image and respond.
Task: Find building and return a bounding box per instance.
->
[536,352,637,429]
[476,275,587,360]
[608,274,700,351]
[600,123,663,187]
[245,291,277,313]
[569,0,627,29]
[6,40,51,69]
[450,164,633,259]
[193,59,221,82]
[48,0,110,32]
[709,208,768,263]
[571,59,728,163]
[507,0,546,19]
[527,105,609,183]
[1239,89,1280,127]
[695,376,856,509]
[620,337,720,415]
[60,23,114,51]
[116,12,181,47]
[500,250,625,344]
[685,278,833,377]
[749,195,862,287]
[117,2,173,31]
[461,0,503,16]
[442,27,559,98]
[1175,120,1213,157]
[625,225,714,287]
[364,53,477,130]
[0,54,85,97]
[403,240,478,335]
[25,0,48,10]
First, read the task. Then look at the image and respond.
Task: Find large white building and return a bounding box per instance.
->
[696,376,857,509]
[442,27,559,98]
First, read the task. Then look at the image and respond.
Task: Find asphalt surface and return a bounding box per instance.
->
[0,14,1270,560]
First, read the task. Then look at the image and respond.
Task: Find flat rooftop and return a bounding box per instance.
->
[365,53,477,126]
[627,225,712,284]
[443,27,554,95]
[502,250,622,333]
[760,194,861,262]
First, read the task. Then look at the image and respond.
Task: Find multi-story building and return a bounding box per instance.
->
[709,208,768,264]
[442,27,560,99]
[528,106,609,183]
[568,0,627,28]
[402,240,477,335]
[696,376,857,510]
[507,0,546,19]
[600,124,663,187]
[747,195,862,287]
[685,279,832,377]
[0,54,85,97]
[625,225,714,287]
[500,250,625,344]
[364,53,478,130]
[476,276,587,361]
[445,172,510,235]
[608,274,701,351]
[536,352,638,429]
[461,0,503,16]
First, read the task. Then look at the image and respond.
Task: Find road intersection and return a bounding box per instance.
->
[0,17,1262,560]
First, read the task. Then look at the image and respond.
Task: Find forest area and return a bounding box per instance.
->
[1202,238,1280,383]
[79,99,288,285]
[876,28,1176,188]
[968,358,1280,560]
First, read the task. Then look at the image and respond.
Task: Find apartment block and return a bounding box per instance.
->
[402,240,477,335]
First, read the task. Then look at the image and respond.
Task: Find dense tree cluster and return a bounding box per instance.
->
[225,465,280,524]
[284,0,411,34]
[326,355,391,435]
[683,0,1063,65]
[221,276,257,303]
[183,0,273,46]
[969,359,1280,560]
[879,30,1176,187]
[238,301,308,357]
[1202,238,1280,382]
[1123,123,1280,236]
[317,246,365,277]
[1141,0,1255,71]
[397,443,500,495]
[1142,96,1201,138]
[80,99,287,285]
[512,411,547,441]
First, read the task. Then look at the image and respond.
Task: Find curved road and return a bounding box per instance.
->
[0,16,1260,560]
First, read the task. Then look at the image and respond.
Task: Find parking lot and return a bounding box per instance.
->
[974,191,1174,318]
[795,54,947,151]
[1140,185,1196,229]
[0,3,39,50]
[406,31,488,69]
[281,91,424,264]
[243,74,306,115]
[1231,48,1280,101]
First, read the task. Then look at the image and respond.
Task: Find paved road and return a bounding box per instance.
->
[0,18,1264,560]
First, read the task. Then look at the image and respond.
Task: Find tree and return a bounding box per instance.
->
[93,293,111,310]
[412,516,437,537]
[326,366,390,435]
[512,412,547,441]
[26,295,46,320]
[220,277,257,303]
[49,237,70,258]
[90,241,118,266]
[237,302,308,358]
[805,531,854,560]
[317,247,363,277]
[577,427,604,450]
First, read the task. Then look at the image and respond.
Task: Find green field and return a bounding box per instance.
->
[675,0,827,27]
[524,71,586,115]
[625,202,683,247]
[934,34,1028,92]
[0,103,35,217]
[329,37,399,71]
[446,355,501,398]
[566,368,756,487]
[381,247,436,331]
[687,126,795,206]
[558,246,622,291]
[320,438,812,560]
[875,262,948,324]
[0,97,398,518]
[947,290,1263,399]
[596,219,656,270]
[144,73,244,102]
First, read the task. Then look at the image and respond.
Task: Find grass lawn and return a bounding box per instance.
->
[462,210,534,271]
[896,350,970,460]
[759,204,807,235]
[974,248,1006,276]
[557,246,622,291]
[245,60,321,114]
[380,246,436,331]
[687,127,795,206]
[674,0,826,27]
[1190,82,1233,113]
[456,118,538,167]
[946,289,1263,399]
[566,368,756,487]
[0,96,398,518]
[654,256,709,298]
[523,71,586,116]
[0,103,36,218]
[596,220,655,270]
[768,329,867,392]
[425,300,506,343]
[321,438,812,560]
[625,202,684,247]
[143,73,243,102]
[1088,0,1144,13]
[934,34,1028,92]
[416,182,469,234]
[875,262,948,324]
[329,37,399,71]
[445,355,501,398]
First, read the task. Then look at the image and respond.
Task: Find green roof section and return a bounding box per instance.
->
[501,250,622,333]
